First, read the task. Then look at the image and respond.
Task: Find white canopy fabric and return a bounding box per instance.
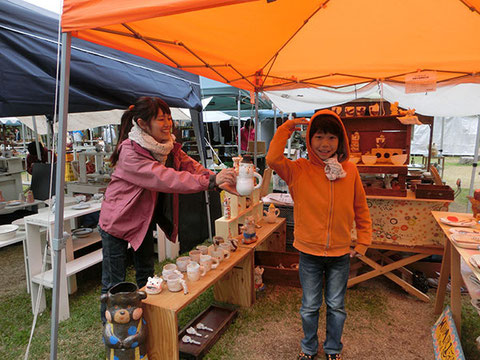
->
[411,116,480,156]
[0,117,22,125]
[265,77,480,117]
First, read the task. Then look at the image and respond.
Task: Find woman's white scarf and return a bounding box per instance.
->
[128,120,175,164]
[324,155,346,181]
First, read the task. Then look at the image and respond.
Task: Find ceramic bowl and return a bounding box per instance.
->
[390,154,407,165]
[361,155,377,165]
[0,224,19,241]
[349,157,360,164]
[12,218,25,231]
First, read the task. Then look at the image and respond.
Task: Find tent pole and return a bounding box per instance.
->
[190,109,213,242]
[254,91,259,168]
[50,32,71,360]
[439,117,445,158]
[467,115,480,212]
[273,106,277,132]
[31,116,41,159]
[237,91,241,156]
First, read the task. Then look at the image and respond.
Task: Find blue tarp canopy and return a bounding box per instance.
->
[0,0,202,117]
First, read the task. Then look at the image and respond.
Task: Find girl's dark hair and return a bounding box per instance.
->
[27,141,45,159]
[244,118,254,129]
[110,97,171,166]
[309,114,347,162]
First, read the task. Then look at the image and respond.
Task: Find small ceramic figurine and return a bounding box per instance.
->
[145,275,163,295]
[350,132,360,153]
[232,155,243,175]
[467,189,480,220]
[254,266,265,291]
[264,203,280,224]
[375,134,386,148]
[390,101,399,115]
[241,216,258,244]
[223,196,231,219]
[26,190,34,203]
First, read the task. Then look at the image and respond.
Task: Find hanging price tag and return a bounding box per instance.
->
[405,71,437,94]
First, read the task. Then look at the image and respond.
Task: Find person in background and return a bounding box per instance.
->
[240,118,255,151]
[266,110,372,360]
[26,141,56,174]
[98,96,237,323]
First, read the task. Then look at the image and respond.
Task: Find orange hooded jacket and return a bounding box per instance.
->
[266,110,372,257]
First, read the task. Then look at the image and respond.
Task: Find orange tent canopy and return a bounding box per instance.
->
[62,0,480,91]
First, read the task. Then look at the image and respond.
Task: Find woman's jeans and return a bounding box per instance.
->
[99,226,155,323]
[299,252,350,355]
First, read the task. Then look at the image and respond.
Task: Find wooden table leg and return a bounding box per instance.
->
[434,241,451,315]
[145,305,178,360]
[450,244,462,337]
[214,250,254,307]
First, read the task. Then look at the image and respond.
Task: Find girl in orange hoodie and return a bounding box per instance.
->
[266,110,372,360]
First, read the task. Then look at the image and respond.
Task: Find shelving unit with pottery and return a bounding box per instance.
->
[0,156,23,201]
[215,188,263,242]
[24,200,103,321]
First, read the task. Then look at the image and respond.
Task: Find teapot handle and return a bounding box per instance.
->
[253,172,263,190]
[274,208,280,217]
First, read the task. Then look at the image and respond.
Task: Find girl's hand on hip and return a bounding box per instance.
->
[349,248,359,258]
[215,168,236,186]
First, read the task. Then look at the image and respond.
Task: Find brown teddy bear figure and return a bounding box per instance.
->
[101,282,148,360]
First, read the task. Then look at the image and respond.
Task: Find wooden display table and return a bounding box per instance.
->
[144,217,286,360]
[143,247,253,360]
[432,211,480,337]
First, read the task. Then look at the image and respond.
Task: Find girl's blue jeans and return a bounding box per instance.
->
[299,251,350,356]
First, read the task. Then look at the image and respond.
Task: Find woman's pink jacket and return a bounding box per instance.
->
[99,139,213,250]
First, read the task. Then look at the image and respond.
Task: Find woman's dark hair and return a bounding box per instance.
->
[110,97,171,166]
[244,118,254,129]
[309,114,347,162]
[27,141,45,158]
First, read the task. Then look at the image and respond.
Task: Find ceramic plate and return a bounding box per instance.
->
[6,201,22,207]
[439,216,477,227]
[451,234,480,249]
[71,203,90,210]
[72,228,93,238]
[469,254,480,269]
[449,228,480,235]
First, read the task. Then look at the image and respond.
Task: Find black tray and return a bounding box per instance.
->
[179,304,238,360]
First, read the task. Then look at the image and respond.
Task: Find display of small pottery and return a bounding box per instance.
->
[331,106,342,115]
[241,215,258,244]
[345,106,355,117]
[390,102,399,115]
[369,103,380,116]
[350,131,360,153]
[223,196,231,219]
[355,106,366,116]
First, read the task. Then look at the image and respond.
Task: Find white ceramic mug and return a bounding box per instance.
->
[165,273,187,292]
[196,245,208,255]
[187,261,206,282]
[176,256,191,272]
[236,162,263,196]
[189,249,202,263]
[212,249,230,263]
[162,263,178,278]
[200,254,219,272]
[219,242,232,254]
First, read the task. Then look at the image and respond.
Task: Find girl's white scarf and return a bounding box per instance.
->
[128,120,175,164]
[324,155,346,181]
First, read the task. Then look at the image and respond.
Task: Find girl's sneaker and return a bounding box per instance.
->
[325,354,342,360]
[297,351,316,360]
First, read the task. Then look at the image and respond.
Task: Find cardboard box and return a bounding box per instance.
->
[247,141,266,154]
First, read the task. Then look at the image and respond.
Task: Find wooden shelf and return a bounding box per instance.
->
[31,248,103,288]
[72,230,101,252]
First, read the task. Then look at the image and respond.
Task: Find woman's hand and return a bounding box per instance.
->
[215,168,236,186]
[282,118,309,137]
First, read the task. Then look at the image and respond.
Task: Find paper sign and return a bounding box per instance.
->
[431,306,466,360]
[405,71,437,94]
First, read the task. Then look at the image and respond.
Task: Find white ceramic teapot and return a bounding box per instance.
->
[263,203,280,223]
[236,162,262,196]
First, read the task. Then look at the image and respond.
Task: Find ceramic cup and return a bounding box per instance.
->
[165,273,187,292]
[162,263,178,278]
[200,254,219,272]
[186,261,206,282]
[219,243,232,254]
[189,249,202,263]
[176,256,191,272]
[196,245,208,255]
[212,249,230,263]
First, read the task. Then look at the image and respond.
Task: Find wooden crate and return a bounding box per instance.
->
[254,251,300,288]
[415,184,454,200]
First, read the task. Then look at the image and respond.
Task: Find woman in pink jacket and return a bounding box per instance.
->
[99,97,236,322]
